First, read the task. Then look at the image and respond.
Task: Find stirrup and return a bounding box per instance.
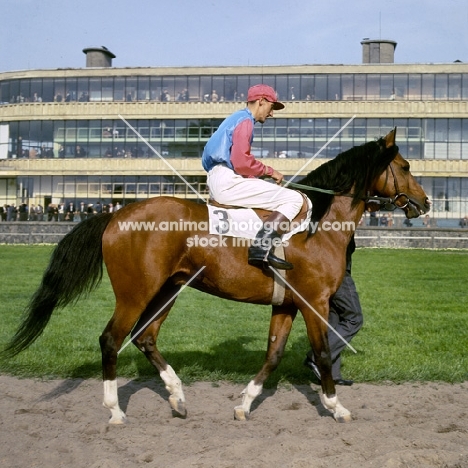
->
[248,249,293,270]
[266,252,293,270]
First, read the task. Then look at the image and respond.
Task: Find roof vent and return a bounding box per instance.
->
[361,39,397,63]
[82,46,116,67]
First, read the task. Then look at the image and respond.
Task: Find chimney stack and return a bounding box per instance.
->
[361,39,397,64]
[82,46,116,67]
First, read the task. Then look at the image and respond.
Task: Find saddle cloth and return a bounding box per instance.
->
[207,197,312,241]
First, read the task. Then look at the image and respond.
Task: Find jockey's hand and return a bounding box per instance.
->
[270,169,284,185]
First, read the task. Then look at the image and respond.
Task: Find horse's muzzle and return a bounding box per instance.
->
[405,197,431,219]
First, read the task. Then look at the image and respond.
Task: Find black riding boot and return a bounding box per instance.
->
[248,211,293,270]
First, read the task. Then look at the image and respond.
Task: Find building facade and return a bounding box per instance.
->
[1,42,467,221]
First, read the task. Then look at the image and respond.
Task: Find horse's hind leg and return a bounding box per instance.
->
[234,305,297,421]
[100,305,142,424]
[131,282,187,418]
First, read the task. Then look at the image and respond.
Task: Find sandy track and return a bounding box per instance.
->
[0,376,467,468]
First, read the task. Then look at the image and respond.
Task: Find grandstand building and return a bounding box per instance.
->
[1,40,467,222]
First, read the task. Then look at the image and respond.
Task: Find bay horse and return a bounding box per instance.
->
[4,128,430,424]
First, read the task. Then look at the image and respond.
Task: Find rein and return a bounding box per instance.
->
[282,162,411,211]
[282,181,337,195]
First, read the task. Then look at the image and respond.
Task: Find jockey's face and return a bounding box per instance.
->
[251,98,275,123]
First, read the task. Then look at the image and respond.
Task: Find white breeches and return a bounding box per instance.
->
[207,164,303,221]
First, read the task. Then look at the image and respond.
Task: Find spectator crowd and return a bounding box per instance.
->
[0,201,122,222]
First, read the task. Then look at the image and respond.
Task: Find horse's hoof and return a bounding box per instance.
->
[234,406,249,421]
[108,415,127,425]
[169,396,187,419]
[171,407,187,419]
[334,413,352,423]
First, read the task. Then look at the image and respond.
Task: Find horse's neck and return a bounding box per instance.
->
[325,195,365,242]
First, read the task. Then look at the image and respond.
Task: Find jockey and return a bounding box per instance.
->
[202,84,304,270]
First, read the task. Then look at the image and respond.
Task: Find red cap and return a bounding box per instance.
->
[247,84,284,110]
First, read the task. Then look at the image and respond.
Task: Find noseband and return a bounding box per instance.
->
[365,163,412,211]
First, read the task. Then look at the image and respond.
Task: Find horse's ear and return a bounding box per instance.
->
[384,127,397,148]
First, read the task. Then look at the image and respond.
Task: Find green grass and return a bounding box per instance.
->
[0,245,467,385]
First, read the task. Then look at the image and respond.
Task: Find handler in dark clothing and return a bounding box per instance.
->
[304,236,363,386]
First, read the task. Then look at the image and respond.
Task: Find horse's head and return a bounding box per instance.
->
[371,128,431,219]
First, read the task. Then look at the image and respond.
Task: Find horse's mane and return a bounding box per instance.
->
[297,138,399,222]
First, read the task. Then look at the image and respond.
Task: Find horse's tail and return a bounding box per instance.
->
[3,213,114,357]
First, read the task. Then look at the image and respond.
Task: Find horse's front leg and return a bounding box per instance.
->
[303,304,352,423]
[234,305,297,421]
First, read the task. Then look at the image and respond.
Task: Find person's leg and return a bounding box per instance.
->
[208,165,303,269]
[327,272,363,379]
[305,271,363,384]
[247,210,294,269]
[207,165,302,219]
